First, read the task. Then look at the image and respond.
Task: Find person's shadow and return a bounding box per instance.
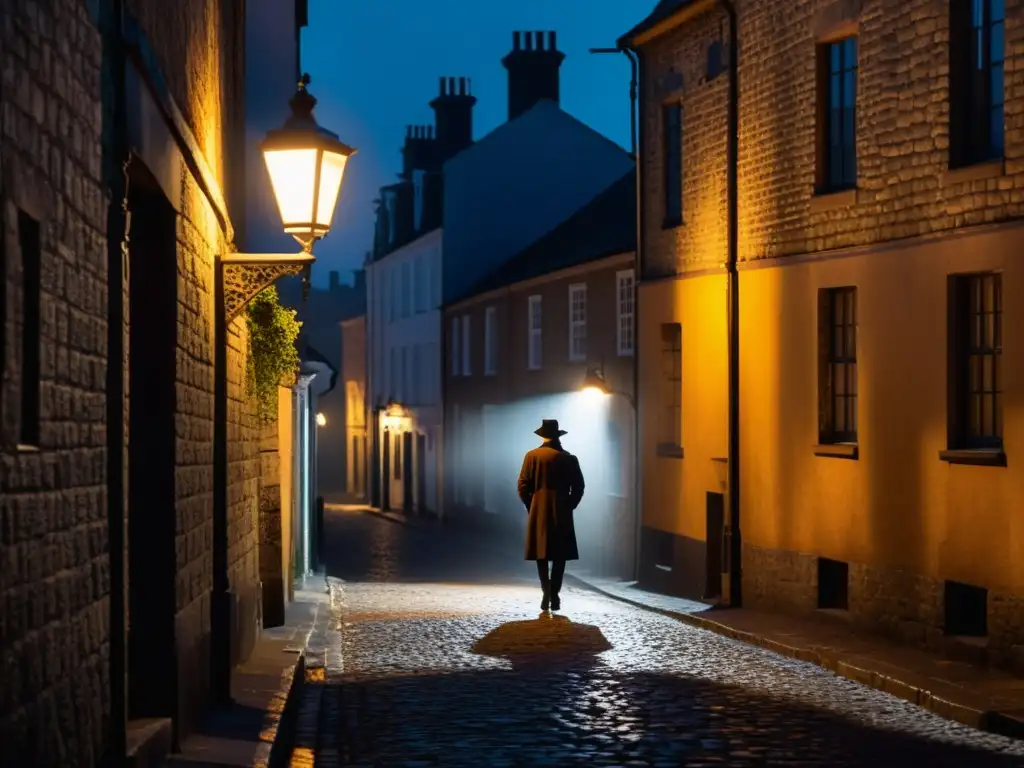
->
[471,613,612,674]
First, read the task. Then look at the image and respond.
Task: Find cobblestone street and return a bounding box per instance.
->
[291,508,1024,767]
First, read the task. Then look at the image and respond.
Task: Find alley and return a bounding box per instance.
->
[294,508,1024,767]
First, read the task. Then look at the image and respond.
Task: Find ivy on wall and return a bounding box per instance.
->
[246,286,301,421]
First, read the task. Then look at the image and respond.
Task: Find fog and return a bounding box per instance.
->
[452,389,634,576]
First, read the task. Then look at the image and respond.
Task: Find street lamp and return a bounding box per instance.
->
[261,73,356,252]
[579,364,634,408]
[316,412,327,427]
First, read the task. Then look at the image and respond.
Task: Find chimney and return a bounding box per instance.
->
[329,270,340,293]
[429,74,476,160]
[502,30,565,121]
[353,268,366,297]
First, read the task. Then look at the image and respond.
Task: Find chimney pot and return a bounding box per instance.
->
[513,31,520,50]
[549,31,556,49]
[536,30,545,50]
[448,76,456,95]
[524,31,533,50]
[406,125,412,137]
[459,76,466,95]
[439,76,446,96]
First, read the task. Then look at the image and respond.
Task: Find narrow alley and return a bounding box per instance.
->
[285,508,1024,767]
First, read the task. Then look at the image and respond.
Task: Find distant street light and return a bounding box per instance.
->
[580,365,634,409]
[261,73,356,252]
[316,412,327,427]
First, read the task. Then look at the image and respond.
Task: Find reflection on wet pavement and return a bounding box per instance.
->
[304,508,1024,767]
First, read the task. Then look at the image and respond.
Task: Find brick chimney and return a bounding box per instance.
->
[429,76,476,159]
[501,31,565,122]
[329,270,340,293]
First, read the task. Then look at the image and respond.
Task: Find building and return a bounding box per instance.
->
[341,313,369,499]
[444,170,638,577]
[0,0,316,763]
[623,0,1024,665]
[364,73,477,516]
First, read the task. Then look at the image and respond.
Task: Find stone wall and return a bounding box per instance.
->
[258,413,285,628]
[0,2,109,765]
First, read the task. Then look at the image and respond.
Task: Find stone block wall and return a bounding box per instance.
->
[258,414,285,628]
[0,2,109,765]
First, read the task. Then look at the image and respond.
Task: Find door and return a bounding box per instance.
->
[402,431,414,512]
[415,433,428,514]
[382,430,392,510]
[705,491,725,600]
[127,169,178,718]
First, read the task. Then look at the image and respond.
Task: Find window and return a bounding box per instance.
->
[450,316,460,376]
[950,273,1002,450]
[818,287,858,444]
[393,434,402,479]
[569,283,587,362]
[616,270,635,356]
[18,211,41,447]
[527,295,542,370]
[414,258,427,313]
[401,261,412,318]
[461,315,471,376]
[660,323,682,450]
[408,345,418,404]
[484,306,497,376]
[663,104,682,225]
[413,169,426,232]
[817,37,858,192]
[950,0,1005,167]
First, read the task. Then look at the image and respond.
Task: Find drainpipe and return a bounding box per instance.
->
[104,0,129,758]
[718,0,742,607]
[592,45,642,581]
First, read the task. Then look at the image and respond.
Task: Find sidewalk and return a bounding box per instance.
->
[340,504,1024,738]
[567,571,1024,740]
[163,575,331,767]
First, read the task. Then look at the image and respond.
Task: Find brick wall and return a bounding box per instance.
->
[0,1,109,765]
[639,0,1024,277]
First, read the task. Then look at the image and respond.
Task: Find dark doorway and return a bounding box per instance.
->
[351,435,359,495]
[415,433,428,514]
[126,168,178,719]
[945,580,988,637]
[817,558,850,610]
[382,430,391,510]
[704,492,724,599]
[402,431,414,512]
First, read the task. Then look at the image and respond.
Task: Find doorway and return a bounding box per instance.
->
[126,168,178,719]
[705,492,725,600]
[402,431,414,512]
[415,433,428,514]
[382,430,391,510]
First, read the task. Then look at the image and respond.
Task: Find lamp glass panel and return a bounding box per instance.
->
[315,150,349,228]
[263,147,318,229]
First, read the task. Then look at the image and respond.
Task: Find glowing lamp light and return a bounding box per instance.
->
[580,368,611,401]
[261,73,356,252]
[315,412,327,428]
[382,400,408,432]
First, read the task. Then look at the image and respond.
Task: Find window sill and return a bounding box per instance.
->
[662,215,684,230]
[16,444,40,453]
[616,349,635,358]
[942,159,1004,187]
[813,442,858,460]
[656,443,684,459]
[809,187,857,213]
[939,448,1006,467]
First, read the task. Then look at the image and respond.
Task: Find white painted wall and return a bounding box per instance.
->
[365,228,444,513]
[441,99,635,304]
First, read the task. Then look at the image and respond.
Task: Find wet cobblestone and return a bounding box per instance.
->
[295,509,1024,766]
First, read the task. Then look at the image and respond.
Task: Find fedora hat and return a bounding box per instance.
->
[534,419,567,439]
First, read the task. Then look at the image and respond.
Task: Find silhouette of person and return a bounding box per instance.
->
[517,419,585,611]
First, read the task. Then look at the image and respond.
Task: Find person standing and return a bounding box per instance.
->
[517,419,586,611]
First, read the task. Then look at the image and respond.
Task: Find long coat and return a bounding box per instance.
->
[517,440,585,561]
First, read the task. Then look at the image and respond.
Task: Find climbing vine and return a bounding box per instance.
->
[246,286,301,421]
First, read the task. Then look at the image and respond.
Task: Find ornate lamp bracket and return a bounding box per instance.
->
[221,250,316,323]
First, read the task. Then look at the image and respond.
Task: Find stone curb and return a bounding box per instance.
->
[565,574,1024,742]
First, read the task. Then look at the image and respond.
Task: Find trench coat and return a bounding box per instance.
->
[517,440,585,561]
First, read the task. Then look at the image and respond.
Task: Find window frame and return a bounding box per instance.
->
[662,102,683,227]
[616,269,635,357]
[949,0,1006,169]
[816,36,858,194]
[484,305,497,376]
[527,294,542,371]
[568,283,587,363]
[818,286,859,446]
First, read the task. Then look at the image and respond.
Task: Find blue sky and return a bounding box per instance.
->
[300,0,648,287]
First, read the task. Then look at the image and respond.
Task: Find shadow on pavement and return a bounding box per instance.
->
[472,614,612,674]
[318,663,1024,767]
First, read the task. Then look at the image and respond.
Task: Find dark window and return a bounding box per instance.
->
[950,273,1002,449]
[663,104,682,225]
[18,211,41,447]
[706,41,725,81]
[661,323,682,447]
[393,433,402,479]
[818,287,857,444]
[949,0,1005,167]
[817,37,858,192]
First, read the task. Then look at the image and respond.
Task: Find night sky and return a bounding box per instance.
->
[300,0,646,286]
